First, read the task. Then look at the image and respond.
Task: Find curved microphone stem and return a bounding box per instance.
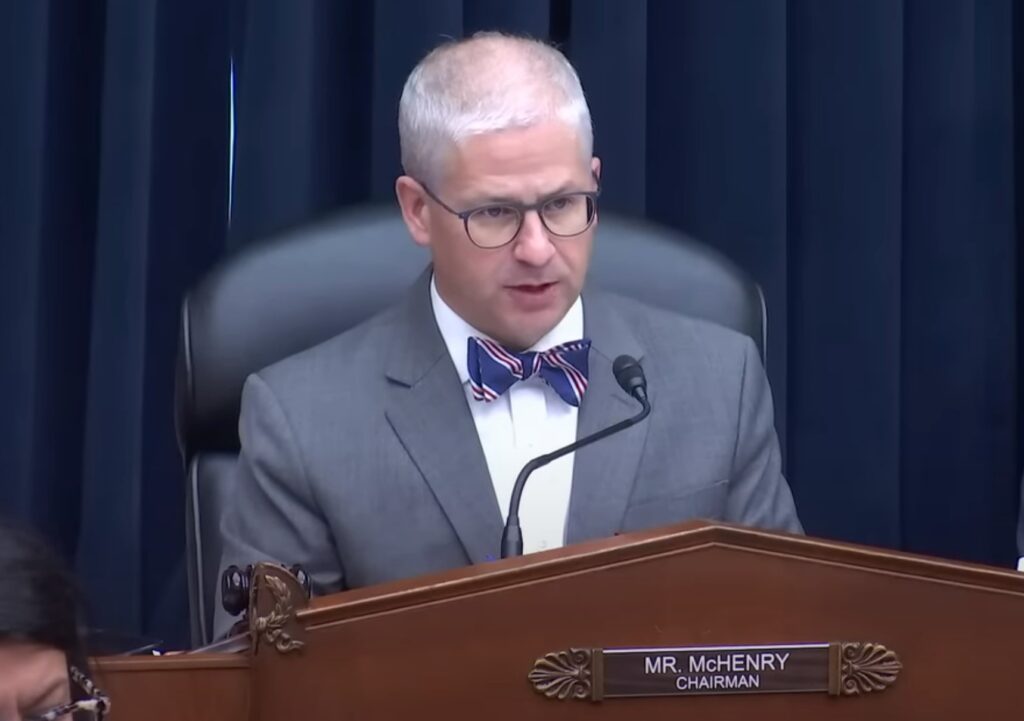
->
[500,395,651,559]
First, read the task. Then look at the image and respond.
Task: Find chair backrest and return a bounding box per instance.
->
[174,204,766,645]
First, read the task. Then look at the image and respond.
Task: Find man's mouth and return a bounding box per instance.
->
[508,282,556,295]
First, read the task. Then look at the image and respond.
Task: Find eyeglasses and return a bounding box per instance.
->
[24,666,110,721]
[419,181,601,249]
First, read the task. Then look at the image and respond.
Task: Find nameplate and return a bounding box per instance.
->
[528,642,901,701]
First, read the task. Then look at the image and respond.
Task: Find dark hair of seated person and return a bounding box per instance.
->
[0,521,109,721]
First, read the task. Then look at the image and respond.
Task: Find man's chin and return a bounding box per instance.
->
[500,311,572,351]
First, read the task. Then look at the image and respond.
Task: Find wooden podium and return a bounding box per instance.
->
[95,522,1024,719]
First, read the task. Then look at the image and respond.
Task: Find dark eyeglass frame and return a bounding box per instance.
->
[418,178,601,249]
[25,665,110,721]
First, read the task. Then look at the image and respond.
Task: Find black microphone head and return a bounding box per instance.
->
[613,355,647,399]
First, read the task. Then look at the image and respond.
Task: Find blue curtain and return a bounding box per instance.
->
[1,0,230,646]
[1,0,1020,648]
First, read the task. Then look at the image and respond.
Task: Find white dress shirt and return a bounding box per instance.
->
[431,277,583,554]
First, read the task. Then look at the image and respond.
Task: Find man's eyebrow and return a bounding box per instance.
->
[468,182,579,206]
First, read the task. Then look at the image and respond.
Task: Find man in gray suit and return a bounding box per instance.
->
[216,32,802,636]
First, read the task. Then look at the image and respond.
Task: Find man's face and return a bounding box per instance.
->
[399,120,600,350]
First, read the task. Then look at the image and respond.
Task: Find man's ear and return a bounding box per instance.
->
[591,156,602,181]
[395,176,431,248]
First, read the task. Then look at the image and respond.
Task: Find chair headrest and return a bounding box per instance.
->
[175,205,764,460]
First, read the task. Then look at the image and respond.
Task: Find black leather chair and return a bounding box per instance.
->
[174,204,767,645]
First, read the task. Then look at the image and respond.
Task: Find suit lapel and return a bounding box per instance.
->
[566,291,651,544]
[383,272,504,564]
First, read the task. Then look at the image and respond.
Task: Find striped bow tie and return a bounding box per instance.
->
[467,336,591,407]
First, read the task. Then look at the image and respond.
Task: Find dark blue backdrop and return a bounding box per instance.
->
[1,0,1020,648]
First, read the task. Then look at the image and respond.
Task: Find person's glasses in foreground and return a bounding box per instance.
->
[22,666,109,721]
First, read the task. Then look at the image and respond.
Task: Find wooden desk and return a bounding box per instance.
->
[96,654,249,721]
[95,522,1024,720]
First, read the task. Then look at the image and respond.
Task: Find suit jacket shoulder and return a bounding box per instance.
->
[584,290,757,412]
[590,290,754,361]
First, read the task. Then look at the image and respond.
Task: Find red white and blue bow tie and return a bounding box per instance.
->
[467,337,591,407]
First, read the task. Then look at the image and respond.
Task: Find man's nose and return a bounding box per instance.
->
[511,211,556,266]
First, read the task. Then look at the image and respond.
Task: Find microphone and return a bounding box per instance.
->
[500,354,652,559]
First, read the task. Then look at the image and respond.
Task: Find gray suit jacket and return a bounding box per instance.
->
[216,274,802,636]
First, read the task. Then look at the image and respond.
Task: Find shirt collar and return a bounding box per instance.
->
[430,274,585,385]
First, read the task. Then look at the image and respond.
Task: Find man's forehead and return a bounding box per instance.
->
[0,642,68,707]
[442,130,592,195]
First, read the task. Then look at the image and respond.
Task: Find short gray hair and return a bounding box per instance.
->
[398,32,593,187]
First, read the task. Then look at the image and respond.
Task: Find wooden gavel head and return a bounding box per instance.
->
[221,563,312,617]
[221,564,252,617]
